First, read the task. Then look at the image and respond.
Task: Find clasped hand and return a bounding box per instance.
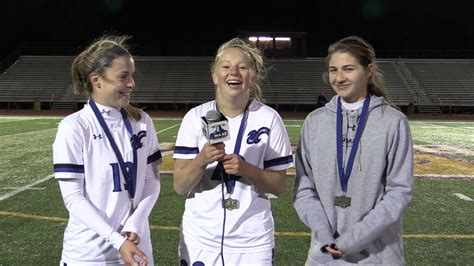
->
[120,232,148,266]
[201,143,246,176]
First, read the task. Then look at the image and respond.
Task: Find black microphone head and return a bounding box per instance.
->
[205,109,220,122]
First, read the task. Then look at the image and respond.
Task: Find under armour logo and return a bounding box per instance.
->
[101,109,111,115]
[348,125,356,131]
[93,134,102,139]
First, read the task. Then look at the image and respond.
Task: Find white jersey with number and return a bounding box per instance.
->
[53,102,162,264]
[173,99,293,253]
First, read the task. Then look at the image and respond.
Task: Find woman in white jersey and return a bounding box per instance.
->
[53,35,162,266]
[173,37,294,265]
[293,36,414,265]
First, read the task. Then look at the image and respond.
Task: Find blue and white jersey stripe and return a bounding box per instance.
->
[173,146,199,155]
[147,150,162,164]
[264,155,294,169]
[54,163,85,173]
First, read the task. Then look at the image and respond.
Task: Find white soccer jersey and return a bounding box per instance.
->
[53,102,162,265]
[173,99,293,253]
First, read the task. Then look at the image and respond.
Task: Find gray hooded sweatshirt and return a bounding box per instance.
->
[293,94,413,265]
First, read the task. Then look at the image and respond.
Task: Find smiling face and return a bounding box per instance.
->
[212,47,255,102]
[90,55,136,108]
[328,52,373,103]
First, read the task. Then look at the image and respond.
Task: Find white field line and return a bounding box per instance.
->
[0,116,183,120]
[1,187,45,190]
[0,116,65,121]
[415,174,474,179]
[454,193,473,201]
[2,127,57,138]
[0,116,182,121]
[156,123,181,134]
[0,118,40,123]
[0,174,54,201]
[409,121,473,124]
[4,121,180,138]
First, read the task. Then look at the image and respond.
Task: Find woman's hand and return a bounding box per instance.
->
[199,143,226,165]
[122,231,140,245]
[323,244,343,257]
[221,153,246,176]
[119,239,147,266]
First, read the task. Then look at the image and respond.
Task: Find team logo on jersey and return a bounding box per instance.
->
[247,127,270,144]
[131,130,146,149]
[93,134,102,139]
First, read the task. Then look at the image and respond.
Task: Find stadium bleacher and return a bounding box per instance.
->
[404,59,474,107]
[1,55,473,114]
[0,56,72,104]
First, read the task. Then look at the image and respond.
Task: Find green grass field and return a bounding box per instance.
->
[0,115,473,265]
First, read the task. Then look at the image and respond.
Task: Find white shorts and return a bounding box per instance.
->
[179,242,274,266]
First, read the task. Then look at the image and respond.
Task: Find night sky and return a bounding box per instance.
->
[2,0,474,59]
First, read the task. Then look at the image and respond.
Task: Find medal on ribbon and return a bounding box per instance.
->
[335,95,371,208]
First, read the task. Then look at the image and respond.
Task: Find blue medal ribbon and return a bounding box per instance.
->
[89,99,137,200]
[336,95,371,192]
[214,100,251,194]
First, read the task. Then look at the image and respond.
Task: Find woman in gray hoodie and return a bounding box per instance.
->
[293,36,414,265]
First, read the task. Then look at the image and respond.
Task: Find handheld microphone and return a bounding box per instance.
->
[202,109,230,144]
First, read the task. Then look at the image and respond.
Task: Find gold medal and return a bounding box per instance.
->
[223,197,240,210]
[335,195,351,208]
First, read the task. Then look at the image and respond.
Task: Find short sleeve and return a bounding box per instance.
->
[173,109,200,160]
[53,117,85,180]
